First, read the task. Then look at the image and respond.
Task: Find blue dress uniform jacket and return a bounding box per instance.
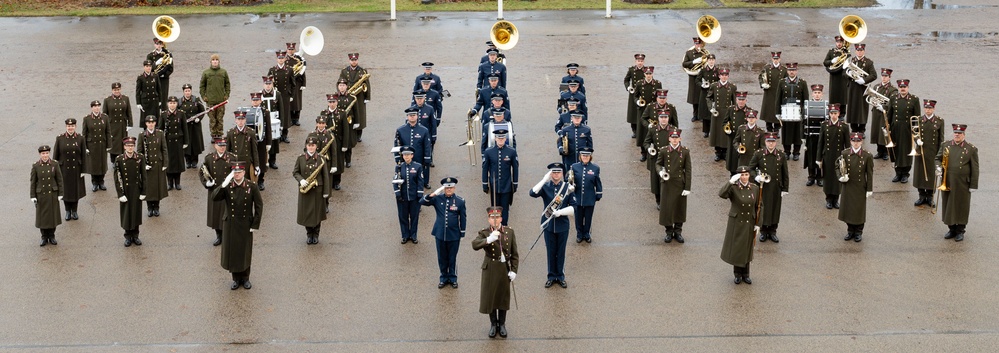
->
[413,73,444,93]
[482,121,516,153]
[414,103,438,144]
[413,89,444,125]
[476,61,508,89]
[394,123,433,167]
[558,90,587,115]
[474,86,510,113]
[420,193,467,241]
[561,74,586,94]
[482,145,519,194]
[530,181,578,233]
[571,162,603,207]
[554,111,587,132]
[483,107,513,126]
[557,124,593,167]
[393,162,425,201]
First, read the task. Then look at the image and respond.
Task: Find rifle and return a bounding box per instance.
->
[186,100,228,123]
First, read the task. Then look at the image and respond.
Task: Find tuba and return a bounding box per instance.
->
[151,16,178,74]
[839,15,868,44]
[491,21,519,51]
[294,26,324,75]
[683,15,720,76]
[908,116,921,156]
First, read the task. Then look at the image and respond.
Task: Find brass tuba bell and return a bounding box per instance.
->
[696,15,721,44]
[838,15,867,44]
[490,20,519,51]
[152,15,180,44]
[299,26,325,56]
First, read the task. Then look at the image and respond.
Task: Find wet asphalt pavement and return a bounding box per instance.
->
[1,1,999,351]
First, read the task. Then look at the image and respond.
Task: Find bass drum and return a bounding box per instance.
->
[237,107,266,142]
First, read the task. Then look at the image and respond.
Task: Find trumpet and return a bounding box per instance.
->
[648,143,658,157]
[200,164,215,186]
[723,121,733,135]
[909,115,921,156]
[637,96,647,108]
[737,143,746,154]
[757,170,771,183]
[627,82,635,94]
[701,78,710,89]
[658,167,670,181]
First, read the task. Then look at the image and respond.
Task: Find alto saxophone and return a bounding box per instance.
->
[560,133,569,156]
[299,157,326,194]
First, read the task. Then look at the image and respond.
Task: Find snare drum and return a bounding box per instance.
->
[780,103,802,122]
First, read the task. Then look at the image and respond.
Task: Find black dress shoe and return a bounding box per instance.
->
[346,162,351,168]
[944,231,955,239]
[834,202,840,209]
[281,137,291,144]
[213,235,222,246]
[585,237,592,243]
[576,238,583,243]
[488,324,498,338]
[759,233,767,242]
[92,184,99,192]
[411,239,419,244]
[231,281,240,290]
[891,174,902,183]
[40,238,47,247]
[148,210,154,217]
[153,209,160,217]
[734,276,742,284]
[713,155,722,162]
[558,280,567,288]
[167,184,174,191]
[742,276,752,285]
[817,180,823,187]
[438,281,446,289]
[430,162,435,168]
[133,237,142,246]
[66,212,72,221]
[703,132,709,138]
[631,133,636,138]
[545,280,554,288]
[793,154,800,161]
[401,239,408,244]
[806,178,815,186]
[258,182,265,191]
[954,233,964,242]
[269,163,278,170]
[99,183,107,191]
[639,155,647,162]
[844,233,854,241]
[333,184,341,190]
[914,197,926,206]
[674,234,685,243]
[826,202,833,209]
[691,116,698,122]
[243,280,252,289]
[881,155,889,160]
[664,234,673,243]
[853,234,862,242]
[769,233,780,243]
[900,176,909,183]
[451,282,458,288]
[424,184,430,189]
[48,238,57,245]
[175,184,182,191]
[498,325,508,338]
[124,238,132,247]
[72,211,79,220]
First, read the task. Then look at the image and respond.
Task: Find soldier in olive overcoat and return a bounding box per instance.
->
[31,145,63,246]
[212,162,263,290]
[656,129,692,243]
[201,138,235,246]
[719,166,761,284]
[294,137,331,245]
[748,133,790,243]
[114,137,146,247]
[472,206,518,339]
[54,118,86,220]
[817,104,850,208]
[83,100,111,191]
[137,116,169,216]
[838,133,874,242]
[936,124,978,242]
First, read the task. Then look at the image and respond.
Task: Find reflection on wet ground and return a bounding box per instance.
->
[883,31,999,39]
[876,0,999,9]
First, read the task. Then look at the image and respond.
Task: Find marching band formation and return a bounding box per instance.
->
[28,15,979,338]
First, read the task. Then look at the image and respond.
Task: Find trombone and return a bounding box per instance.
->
[458,112,480,165]
[932,147,950,214]
[908,115,921,157]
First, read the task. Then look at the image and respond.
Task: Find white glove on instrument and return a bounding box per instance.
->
[155,57,164,65]
[58,196,63,201]
[139,195,146,201]
[222,171,234,188]
[250,228,257,232]
[839,175,849,183]
[119,196,127,202]
[658,169,668,181]
[508,271,516,281]
[353,124,360,129]
[289,97,294,102]
[553,206,575,217]
[392,178,404,184]
[86,149,90,154]
[486,231,500,244]
[161,166,167,171]
[761,83,770,90]
[754,226,761,233]
[916,139,923,146]
[781,191,789,197]
[299,179,308,188]
[854,78,865,85]
[432,186,445,196]
[330,167,338,174]
[80,174,85,178]
[137,104,144,111]
[183,144,188,149]
[206,180,215,187]
[729,174,741,184]
[647,146,656,156]
[255,167,260,175]
[935,167,943,177]
[755,175,765,183]
[682,190,691,197]
[145,165,152,170]
[970,189,977,193]
[816,161,823,167]
[31,198,37,204]
[866,191,873,198]
[323,194,328,198]
[693,57,703,64]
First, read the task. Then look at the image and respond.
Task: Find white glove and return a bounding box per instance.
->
[935,167,943,177]
[866,191,873,198]
[145,165,152,170]
[970,189,977,193]
[693,57,703,64]
[647,146,656,156]
[855,78,865,85]
[250,228,257,233]
[755,175,765,183]
[754,226,761,233]
[508,271,516,281]
[681,190,691,197]
[162,166,167,171]
[119,196,127,202]
[554,206,574,217]
[206,180,215,187]
[221,171,234,188]
[330,167,338,173]
[839,175,849,183]
[255,167,260,175]
[86,149,90,153]
[300,85,306,90]
[729,174,741,184]
[658,169,668,181]
[31,198,37,204]
[486,232,500,244]
[567,183,576,193]
[353,124,360,129]
[299,179,308,188]
[761,83,770,90]
[816,161,822,167]
[916,139,923,146]
[58,196,63,201]
[183,144,188,149]
[323,194,328,198]
[543,170,552,183]
[364,100,370,104]
[776,114,782,121]
[155,57,164,65]
[289,97,294,102]
[194,118,200,124]
[432,186,445,196]
[781,191,789,197]
[139,195,146,200]
[80,174,85,178]
[137,104,144,111]
[341,147,348,152]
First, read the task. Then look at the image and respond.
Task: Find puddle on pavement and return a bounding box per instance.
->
[875,0,998,9]
[884,31,997,39]
[419,16,438,21]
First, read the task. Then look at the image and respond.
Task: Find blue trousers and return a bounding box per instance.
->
[396,199,421,240]
[435,238,460,283]
[574,205,595,240]
[495,192,512,226]
[544,229,568,281]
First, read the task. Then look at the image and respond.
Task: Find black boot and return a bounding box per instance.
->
[497,310,508,338]
[258,179,265,191]
[488,311,499,338]
[891,169,902,183]
[174,177,182,190]
[213,229,223,246]
[167,178,174,191]
[99,180,107,190]
[40,234,47,247]
[663,228,673,243]
[944,225,957,239]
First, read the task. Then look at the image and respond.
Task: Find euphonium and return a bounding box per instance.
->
[937,147,950,191]
[829,47,850,71]
[864,85,889,110]
[299,158,326,194]
[909,115,921,156]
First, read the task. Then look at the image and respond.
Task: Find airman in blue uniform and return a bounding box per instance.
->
[395,107,432,188]
[413,62,444,93]
[558,80,587,115]
[482,129,519,225]
[561,63,586,94]
[554,99,585,132]
[570,147,602,243]
[482,93,512,127]
[412,92,438,153]
[421,177,467,288]
[417,80,444,127]
[557,111,593,168]
[472,74,510,118]
[529,162,577,288]
[482,108,517,153]
[477,48,508,90]
[393,146,425,244]
[480,41,507,64]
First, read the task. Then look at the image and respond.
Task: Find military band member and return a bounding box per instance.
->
[321,94,351,189]
[562,63,586,94]
[225,111,260,181]
[724,92,753,174]
[179,84,206,169]
[472,206,518,338]
[114,137,146,247]
[682,37,706,121]
[707,68,738,161]
[395,107,433,188]
[268,51,295,144]
[212,162,263,290]
[201,138,234,246]
[135,60,161,120]
[558,79,587,115]
[804,85,829,187]
[199,54,230,138]
[530,163,577,289]
[656,130,691,243]
[839,132,874,242]
[913,100,945,207]
[885,79,921,183]
[285,42,306,127]
[557,111,592,168]
[334,81,359,167]
[421,177,467,288]
[307,116,337,212]
[749,133,790,243]
[641,89,678,162]
[158,96,188,191]
[31,145,63,246]
[720,166,761,284]
[844,44,877,134]
[83,100,111,192]
[339,52,370,141]
[148,38,173,108]
[624,53,646,137]
[137,116,168,217]
[776,62,808,160]
[759,52,787,132]
[570,147,601,243]
[645,110,675,206]
[731,110,765,175]
[823,35,849,106]
[247,93,273,190]
[480,40,507,64]
[413,91,438,153]
[817,104,850,207]
[483,93,513,126]
[54,118,86,221]
[482,130,519,225]
[477,48,508,90]
[258,76,284,169]
[418,79,445,127]
[554,99,583,132]
[103,82,133,164]
[869,68,898,160]
[633,66,661,154]
[482,108,516,153]
[472,74,510,118]
[695,54,719,133]
[393,146,424,244]
[294,137,331,245]
[414,62,444,93]
[936,124,977,241]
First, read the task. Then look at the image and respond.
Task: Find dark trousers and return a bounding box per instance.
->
[762,223,779,234]
[489,309,508,325]
[355,128,364,141]
[305,224,322,236]
[766,122,780,132]
[231,267,251,282]
[167,172,182,187]
[396,199,421,240]
[808,161,823,179]
[331,174,342,187]
[345,149,353,164]
[291,110,301,125]
[691,103,699,121]
[494,192,512,226]
[850,123,866,133]
[91,174,106,185]
[630,123,636,135]
[665,222,684,235]
[124,228,139,239]
[574,206,595,240]
[875,144,888,157]
[63,201,78,213]
[847,223,865,235]
[894,166,912,178]
[39,228,56,239]
[268,141,280,166]
[702,116,711,134]
[435,238,460,283]
[543,229,568,281]
[734,262,751,277]
[783,144,801,155]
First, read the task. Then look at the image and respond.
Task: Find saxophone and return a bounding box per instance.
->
[298,157,326,194]
[837,155,848,179]
[560,133,569,156]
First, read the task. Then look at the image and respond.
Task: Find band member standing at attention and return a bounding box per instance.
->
[285,42,306,127]
[707,68,738,162]
[759,52,787,132]
[645,110,676,206]
[137,116,168,217]
[562,63,586,94]
[936,124,978,242]
[135,60,161,121]
[103,82,133,166]
[201,138,234,246]
[530,163,577,289]
[682,37,706,122]
[340,52,370,142]
[114,137,146,247]
[656,130,691,243]
[776,63,808,161]
[268,51,294,144]
[421,177,467,288]
[472,74,510,120]
[731,110,764,175]
[844,44,877,134]
[641,89,677,160]
[482,130,519,225]
[869,68,897,160]
[199,54,230,138]
[482,108,516,154]
[472,206,518,339]
[554,99,583,132]
[482,93,513,127]
[624,53,645,138]
[83,100,111,192]
[558,79,587,115]
[54,118,86,221]
[477,48,508,92]
[224,111,260,181]
[885,79,921,183]
[307,116,337,213]
[749,133,789,243]
[295,137,331,245]
[335,80,360,167]
[321,94,351,190]
[823,35,849,107]
[695,54,719,136]
[158,96,189,191]
[817,104,850,208]
[31,145,63,246]
[180,84,206,169]
[804,85,829,186]
[720,166,761,285]
[248,92,272,190]
[260,76,283,170]
[395,107,433,189]
[393,146,425,244]
[913,100,945,207]
[633,67,661,161]
[570,147,601,244]
[724,92,753,174]
[148,38,173,108]
[557,111,592,168]
[839,132,874,242]
[212,162,263,290]
[413,91,438,156]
